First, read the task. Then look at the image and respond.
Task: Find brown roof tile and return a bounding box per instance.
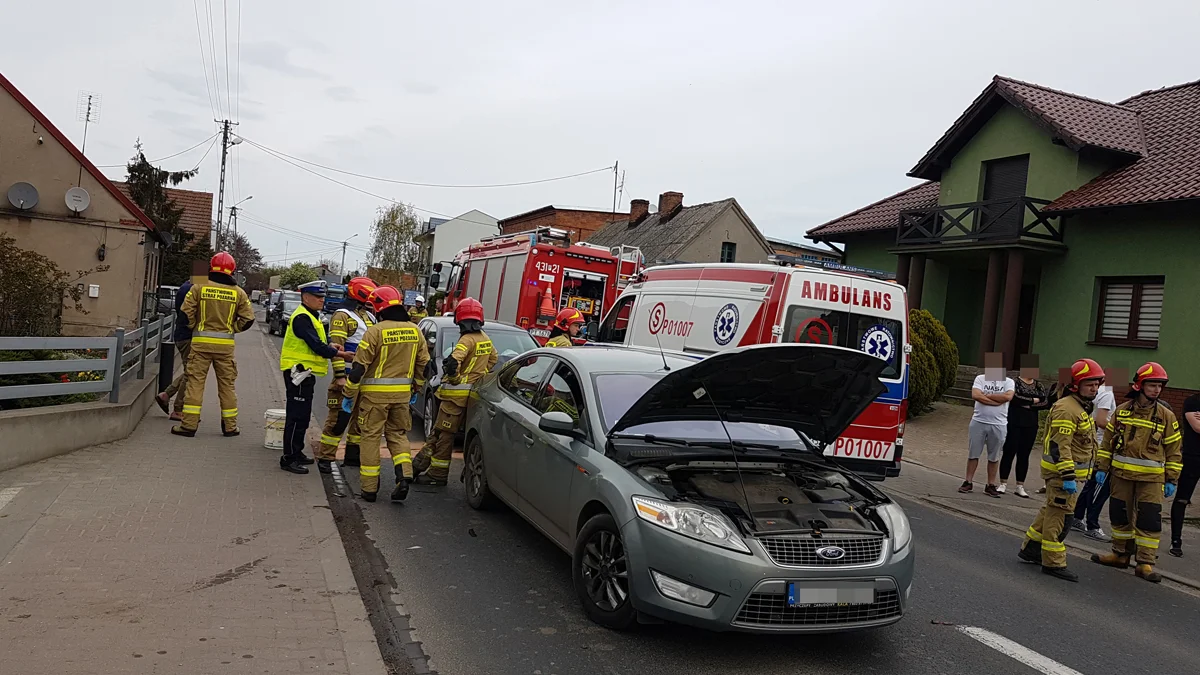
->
[587,199,736,263]
[113,183,213,240]
[1046,80,1200,211]
[806,181,939,239]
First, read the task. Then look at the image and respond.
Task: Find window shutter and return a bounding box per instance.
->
[1100,283,1133,340]
[1136,282,1164,341]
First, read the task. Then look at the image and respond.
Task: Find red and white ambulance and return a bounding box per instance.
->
[593,261,910,480]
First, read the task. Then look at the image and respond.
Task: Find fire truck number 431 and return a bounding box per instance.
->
[535,261,561,275]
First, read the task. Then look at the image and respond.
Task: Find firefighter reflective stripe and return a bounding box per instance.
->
[439,383,472,399]
[321,434,341,446]
[1117,417,1165,432]
[1136,536,1160,549]
[1049,420,1077,432]
[1166,462,1185,472]
[1074,462,1092,479]
[193,330,235,345]
[1041,540,1066,553]
[393,452,411,466]
[360,465,381,477]
[1096,449,1113,459]
[1111,529,1135,540]
[430,458,451,469]
[221,408,238,418]
[347,434,361,444]
[361,377,412,393]
[1112,454,1165,474]
[1165,432,1183,444]
[182,404,202,415]
[1025,526,1043,542]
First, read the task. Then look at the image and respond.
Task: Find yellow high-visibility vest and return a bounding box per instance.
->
[279,305,329,376]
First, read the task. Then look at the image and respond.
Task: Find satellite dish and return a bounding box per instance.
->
[66,187,91,213]
[7,182,39,210]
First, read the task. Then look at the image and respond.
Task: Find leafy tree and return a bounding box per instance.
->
[279,261,317,288]
[224,231,263,272]
[368,203,422,277]
[159,229,212,286]
[0,233,108,336]
[122,140,208,285]
[317,258,341,275]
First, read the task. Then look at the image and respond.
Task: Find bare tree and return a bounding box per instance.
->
[368,203,423,276]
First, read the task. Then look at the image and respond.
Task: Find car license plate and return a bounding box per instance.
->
[786,582,875,607]
[825,436,895,461]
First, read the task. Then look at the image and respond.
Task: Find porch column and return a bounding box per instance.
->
[979,250,1005,362]
[998,249,1025,369]
[907,253,926,309]
[896,253,912,288]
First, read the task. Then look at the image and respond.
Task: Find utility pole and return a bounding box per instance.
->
[610,160,619,227]
[213,119,240,251]
[339,234,359,280]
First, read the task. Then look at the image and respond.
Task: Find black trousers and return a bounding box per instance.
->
[283,372,316,465]
[1170,458,1200,543]
[1000,424,1038,482]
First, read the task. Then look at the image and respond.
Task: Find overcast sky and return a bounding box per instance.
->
[4,1,1198,268]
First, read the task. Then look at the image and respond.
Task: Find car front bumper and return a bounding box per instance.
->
[619,517,915,634]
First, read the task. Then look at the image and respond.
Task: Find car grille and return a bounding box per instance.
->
[734,589,902,628]
[759,535,885,567]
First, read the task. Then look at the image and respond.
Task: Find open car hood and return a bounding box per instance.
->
[609,344,887,446]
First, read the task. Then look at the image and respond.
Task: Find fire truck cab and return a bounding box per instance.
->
[438,227,642,343]
[594,260,910,480]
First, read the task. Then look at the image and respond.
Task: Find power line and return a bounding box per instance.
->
[235,0,242,123]
[204,0,223,117]
[261,246,342,261]
[222,0,231,119]
[95,132,220,168]
[240,137,613,189]
[191,134,221,171]
[191,0,219,119]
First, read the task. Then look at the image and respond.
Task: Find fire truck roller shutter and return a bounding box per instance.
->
[466,259,486,303]
[497,254,526,321]
[481,257,504,320]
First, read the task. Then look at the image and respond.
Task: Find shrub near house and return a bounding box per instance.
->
[907,309,959,417]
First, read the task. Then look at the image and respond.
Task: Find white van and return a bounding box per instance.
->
[593,262,910,480]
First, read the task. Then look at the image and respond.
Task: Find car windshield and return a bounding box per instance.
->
[281,292,301,303]
[440,328,537,361]
[593,373,804,445]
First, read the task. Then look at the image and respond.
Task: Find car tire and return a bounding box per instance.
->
[464,435,496,510]
[424,393,436,438]
[572,513,636,631]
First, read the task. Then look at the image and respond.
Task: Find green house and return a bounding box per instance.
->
[808,75,1200,407]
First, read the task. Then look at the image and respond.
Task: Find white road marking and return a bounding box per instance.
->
[0,487,21,512]
[957,625,1085,675]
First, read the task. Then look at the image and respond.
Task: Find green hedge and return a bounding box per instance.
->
[906,309,959,418]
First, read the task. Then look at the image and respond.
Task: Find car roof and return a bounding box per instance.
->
[533,344,700,372]
[422,316,527,333]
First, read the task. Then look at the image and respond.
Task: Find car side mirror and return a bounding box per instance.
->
[586,321,599,342]
[539,411,582,439]
[429,272,440,288]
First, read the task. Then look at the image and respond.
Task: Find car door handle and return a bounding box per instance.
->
[486,408,497,418]
[523,434,535,446]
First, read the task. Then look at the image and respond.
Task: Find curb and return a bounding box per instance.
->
[892,487,1200,592]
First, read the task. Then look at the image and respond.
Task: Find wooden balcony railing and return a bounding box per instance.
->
[897,197,1064,246]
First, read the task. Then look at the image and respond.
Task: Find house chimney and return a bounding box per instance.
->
[658,191,683,221]
[629,199,649,226]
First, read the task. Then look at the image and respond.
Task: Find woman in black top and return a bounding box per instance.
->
[999,374,1056,497]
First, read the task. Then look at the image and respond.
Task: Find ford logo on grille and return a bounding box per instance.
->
[816,546,846,560]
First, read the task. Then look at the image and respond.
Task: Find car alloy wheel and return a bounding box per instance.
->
[581,527,629,612]
[464,435,495,510]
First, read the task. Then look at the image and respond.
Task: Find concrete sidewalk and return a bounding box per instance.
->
[0,329,385,674]
[897,401,1200,588]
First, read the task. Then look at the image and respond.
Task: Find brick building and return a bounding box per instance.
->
[497,205,627,243]
[766,236,843,264]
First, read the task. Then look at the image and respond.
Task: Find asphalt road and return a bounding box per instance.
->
[264,319,1200,674]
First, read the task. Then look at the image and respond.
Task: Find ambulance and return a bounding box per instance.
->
[593,261,909,480]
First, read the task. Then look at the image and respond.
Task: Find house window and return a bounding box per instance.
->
[1094,276,1164,348]
[720,242,737,263]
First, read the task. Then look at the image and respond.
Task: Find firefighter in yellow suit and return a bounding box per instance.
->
[172,252,256,437]
[544,307,585,348]
[1018,358,1104,582]
[408,295,428,322]
[1092,362,1184,583]
[317,276,377,471]
[413,297,496,486]
[343,286,430,502]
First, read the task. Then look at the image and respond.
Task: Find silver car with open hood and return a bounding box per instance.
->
[461,343,915,633]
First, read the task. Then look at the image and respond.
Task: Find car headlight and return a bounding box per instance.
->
[632,496,750,554]
[877,503,912,552]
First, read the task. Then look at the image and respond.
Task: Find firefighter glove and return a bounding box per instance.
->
[410,392,418,405]
[341,397,354,414]
[1165,483,1177,499]
[1062,480,1078,494]
[1095,471,1107,486]
[443,355,459,378]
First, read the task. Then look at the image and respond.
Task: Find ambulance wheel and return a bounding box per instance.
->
[464,435,496,510]
[424,393,436,438]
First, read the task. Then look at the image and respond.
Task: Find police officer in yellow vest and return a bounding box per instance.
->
[318,276,377,472]
[278,280,349,474]
[1092,362,1184,582]
[413,297,497,485]
[172,252,256,438]
[1018,358,1103,582]
[343,286,429,502]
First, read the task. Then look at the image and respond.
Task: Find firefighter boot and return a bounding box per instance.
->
[317,460,333,474]
[1091,552,1132,568]
[343,444,361,468]
[171,425,196,438]
[361,490,377,503]
[414,475,448,487]
[1135,564,1162,583]
[1042,566,1079,582]
[391,477,410,502]
[1017,540,1041,564]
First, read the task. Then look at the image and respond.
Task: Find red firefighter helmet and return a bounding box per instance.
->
[347,276,377,304]
[1069,358,1105,389]
[554,307,586,330]
[368,286,403,314]
[1132,362,1169,390]
[210,251,236,275]
[454,297,485,323]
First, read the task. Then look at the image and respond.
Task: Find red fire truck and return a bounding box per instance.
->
[435,227,642,343]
